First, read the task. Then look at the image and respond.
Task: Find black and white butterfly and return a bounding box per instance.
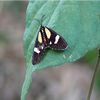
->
[32,15,68,65]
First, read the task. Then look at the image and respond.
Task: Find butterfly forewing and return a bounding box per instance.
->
[45,27,68,50]
[32,31,46,65]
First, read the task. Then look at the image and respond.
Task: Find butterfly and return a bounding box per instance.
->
[32,15,68,65]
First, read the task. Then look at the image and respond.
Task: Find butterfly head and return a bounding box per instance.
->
[40,25,45,31]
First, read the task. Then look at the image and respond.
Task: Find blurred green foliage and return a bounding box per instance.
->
[83,48,98,66]
[96,70,100,92]
[84,48,100,94]
[0,34,9,45]
[4,1,28,14]
[4,1,21,12]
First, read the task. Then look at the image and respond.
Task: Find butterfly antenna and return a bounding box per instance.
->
[33,19,41,25]
[41,15,45,25]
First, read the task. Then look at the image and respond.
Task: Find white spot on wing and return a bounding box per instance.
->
[34,47,40,53]
[49,41,52,45]
[41,46,44,49]
[54,35,60,44]
[39,44,44,49]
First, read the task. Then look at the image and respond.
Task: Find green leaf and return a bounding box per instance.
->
[21,1,100,100]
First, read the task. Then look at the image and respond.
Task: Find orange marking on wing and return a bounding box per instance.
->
[44,38,46,43]
[42,29,44,33]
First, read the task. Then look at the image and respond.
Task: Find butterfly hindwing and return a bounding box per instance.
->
[32,31,46,65]
[45,27,68,50]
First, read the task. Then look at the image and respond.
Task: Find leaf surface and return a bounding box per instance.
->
[21,1,100,100]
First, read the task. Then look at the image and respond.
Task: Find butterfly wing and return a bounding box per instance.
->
[32,31,46,65]
[45,27,68,50]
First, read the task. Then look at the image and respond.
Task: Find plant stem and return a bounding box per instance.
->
[87,47,100,100]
